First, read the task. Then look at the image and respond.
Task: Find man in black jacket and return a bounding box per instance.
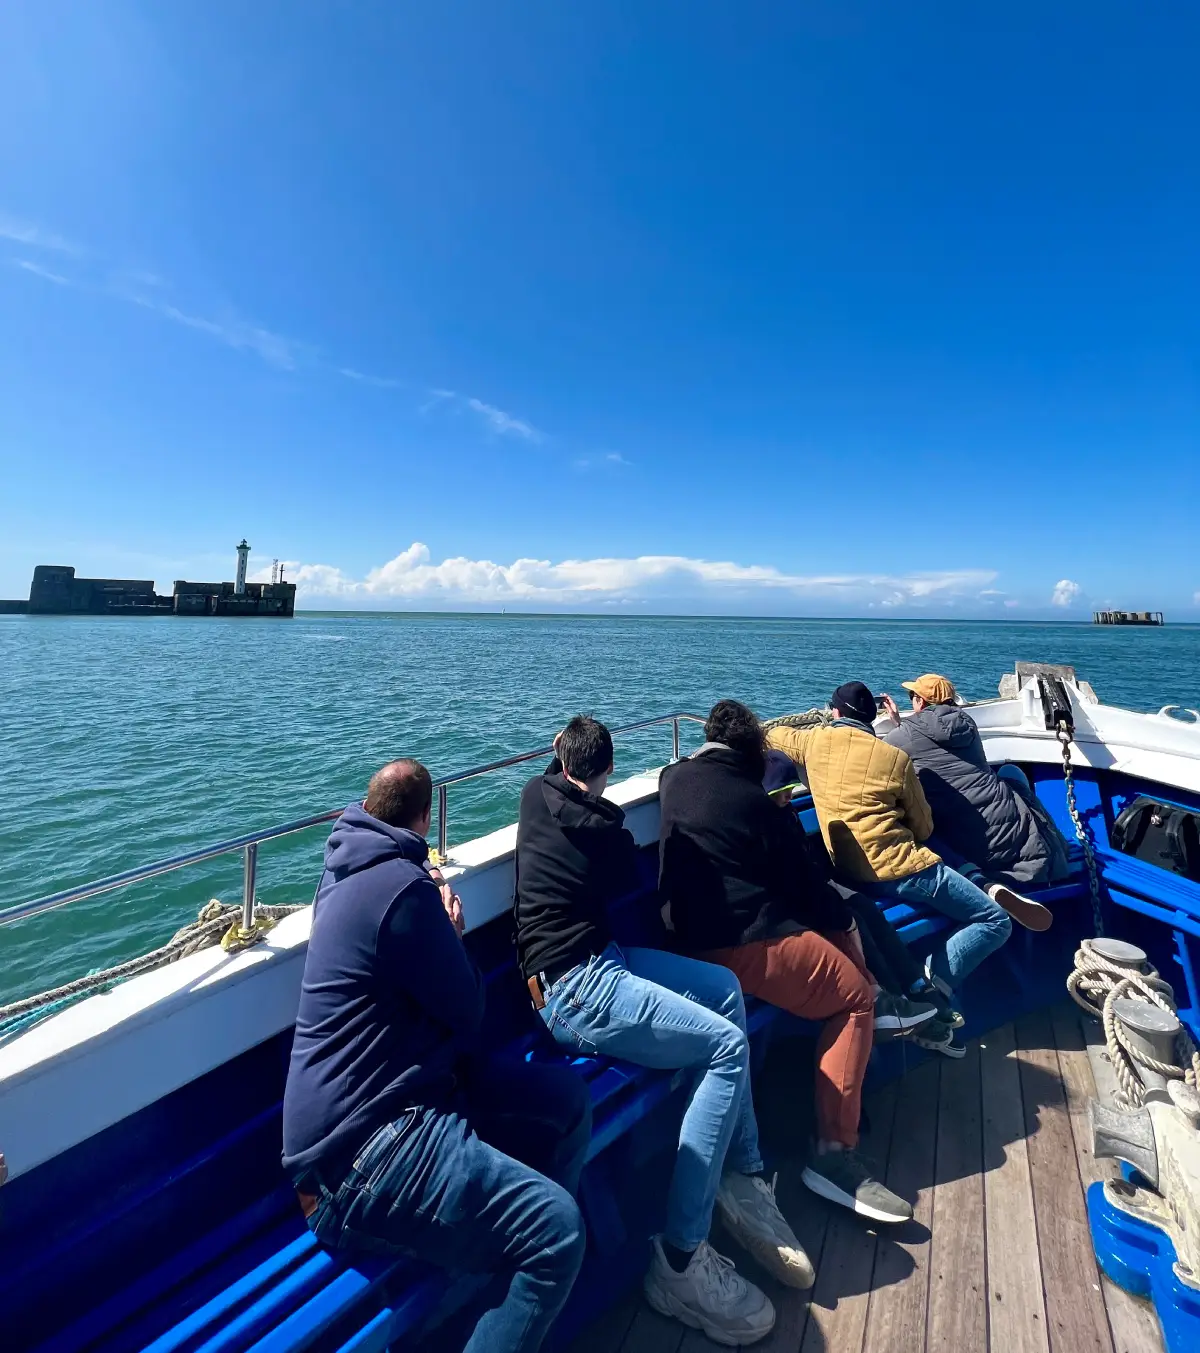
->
[284,759,591,1353]
[659,701,912,1226]
[516,715,809,1346]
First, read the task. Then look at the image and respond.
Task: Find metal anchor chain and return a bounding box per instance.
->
[1056,719,1104,937]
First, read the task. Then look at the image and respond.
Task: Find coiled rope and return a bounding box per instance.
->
[0,899,303,1035]
[1067,938,1200,1106]
[761,708,833,732]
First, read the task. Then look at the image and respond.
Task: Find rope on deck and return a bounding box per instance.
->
[761,708,832,731]
[1068,938,1200,1105]
[0,900,304,1035]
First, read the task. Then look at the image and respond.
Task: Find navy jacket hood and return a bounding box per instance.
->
[324,801,430,876]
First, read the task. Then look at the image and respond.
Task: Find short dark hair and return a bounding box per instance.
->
[558,714,614,781]
[363,758,433,829]
[704,699,766,773]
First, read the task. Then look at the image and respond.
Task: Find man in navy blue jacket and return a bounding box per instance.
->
[283,759,590,1353]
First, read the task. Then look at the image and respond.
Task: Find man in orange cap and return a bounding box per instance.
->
[885,673,1067,925]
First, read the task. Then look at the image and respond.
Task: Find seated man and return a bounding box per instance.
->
[883,672,1066,925]
[767,681,1013,1002]
[517,715,807,1346]
[762,751,963,1059]
[659,700,913,1226]
[283,760,591,1353]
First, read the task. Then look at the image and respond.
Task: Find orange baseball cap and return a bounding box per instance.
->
[901,673,963,705]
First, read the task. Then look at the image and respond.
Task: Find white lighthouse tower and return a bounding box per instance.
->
[235,539,251,595]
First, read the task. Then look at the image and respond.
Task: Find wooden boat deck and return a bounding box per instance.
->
[568,1004,1165,1353]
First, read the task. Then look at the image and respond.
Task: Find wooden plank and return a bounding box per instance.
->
[862,1059,939,1353]
[1015,1009,1114,1353]
[799,1082,897,1353]
[1049,1003,1165,1353]
[617,1305,685,1353]
[980,1021,1050,1353]
[567,1287,640,1353]
[926,1039,987,1353]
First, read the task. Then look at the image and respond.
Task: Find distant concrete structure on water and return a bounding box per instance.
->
[0,542,296,617]
[1093,610,1165,626]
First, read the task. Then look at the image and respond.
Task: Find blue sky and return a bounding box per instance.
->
[1,3,1196,616]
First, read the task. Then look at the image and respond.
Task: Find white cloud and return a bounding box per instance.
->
[1051,578,1083,607]
[575,451,632,471]
[11,258,70,285]
[1004,598,1020,608]
[277,542,997,608]
[339,367,403,389]
[978,588,1005,597]
[128,295,303,370]
[464,397,540,441]
[0,212,81,256]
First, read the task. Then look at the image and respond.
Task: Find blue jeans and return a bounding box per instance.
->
[300,1057,591,1353]
[871,861,1012,990]
[540,942,762,1251]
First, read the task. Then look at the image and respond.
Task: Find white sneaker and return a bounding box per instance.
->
[643,1237,776,1346]
[716,1171,815,1289]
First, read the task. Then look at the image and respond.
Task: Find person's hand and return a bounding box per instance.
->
[880,693,900,722]
[441,883,465,938]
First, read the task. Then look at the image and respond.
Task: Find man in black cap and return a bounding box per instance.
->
[766,681,1014,1012]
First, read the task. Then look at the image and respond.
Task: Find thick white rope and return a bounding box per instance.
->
[1068,938,1200,1106]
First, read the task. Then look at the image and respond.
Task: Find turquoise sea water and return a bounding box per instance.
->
[2,613,1198,1004]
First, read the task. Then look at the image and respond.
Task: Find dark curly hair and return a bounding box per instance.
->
[704,699,766,775]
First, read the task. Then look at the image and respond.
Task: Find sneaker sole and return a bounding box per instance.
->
[800,1166,913,1224]
[988,885,1053,932]
[715,1200,816,1291]
[643,1278,776,1346]
[916,1037,967,1059]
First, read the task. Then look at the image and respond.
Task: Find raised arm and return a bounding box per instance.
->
[381,876,485,1038]
[765,724,816,769]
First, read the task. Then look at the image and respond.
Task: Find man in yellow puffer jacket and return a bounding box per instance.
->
[767,681,1012,1001]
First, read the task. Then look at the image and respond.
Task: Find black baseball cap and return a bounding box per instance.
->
[762,750,803,796]
[831,680,877,726]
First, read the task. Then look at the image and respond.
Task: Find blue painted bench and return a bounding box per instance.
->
[9,789,1090,1353]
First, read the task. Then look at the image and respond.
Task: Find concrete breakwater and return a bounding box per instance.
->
[0,543,296,617]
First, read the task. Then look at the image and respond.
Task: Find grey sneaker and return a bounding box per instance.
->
[986,882,1053,932]
[716,1172,815,1290]
[914,1018,967,1059]
[801,1150,912,1223]
[874,991,939,1037]
[643,1238,776,1346]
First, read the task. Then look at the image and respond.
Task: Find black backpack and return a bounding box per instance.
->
[1110,796,1200,883]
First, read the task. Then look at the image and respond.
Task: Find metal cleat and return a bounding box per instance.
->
[1091,1088,1200,1291]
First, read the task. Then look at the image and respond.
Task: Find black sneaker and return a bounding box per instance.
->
[910,976,964,1029]
[801,1150,912,1223]
[913,1018,966,1059]
[874,991,939,1041]
[985,882,1053,932]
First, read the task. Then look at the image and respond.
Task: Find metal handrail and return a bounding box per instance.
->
[0,712,706,931]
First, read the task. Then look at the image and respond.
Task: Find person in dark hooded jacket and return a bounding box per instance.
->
[283,759,590,1353]
[884,673,1066,927]
[517,715,808,1343]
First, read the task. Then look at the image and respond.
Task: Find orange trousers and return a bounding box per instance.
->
[700,931,874,1148]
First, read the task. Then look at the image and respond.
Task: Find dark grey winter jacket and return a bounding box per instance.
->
[884,705,1068,886]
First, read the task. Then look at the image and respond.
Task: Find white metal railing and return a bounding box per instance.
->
[0,713,706,932]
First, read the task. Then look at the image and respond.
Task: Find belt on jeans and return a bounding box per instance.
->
[526,958,581,1011]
